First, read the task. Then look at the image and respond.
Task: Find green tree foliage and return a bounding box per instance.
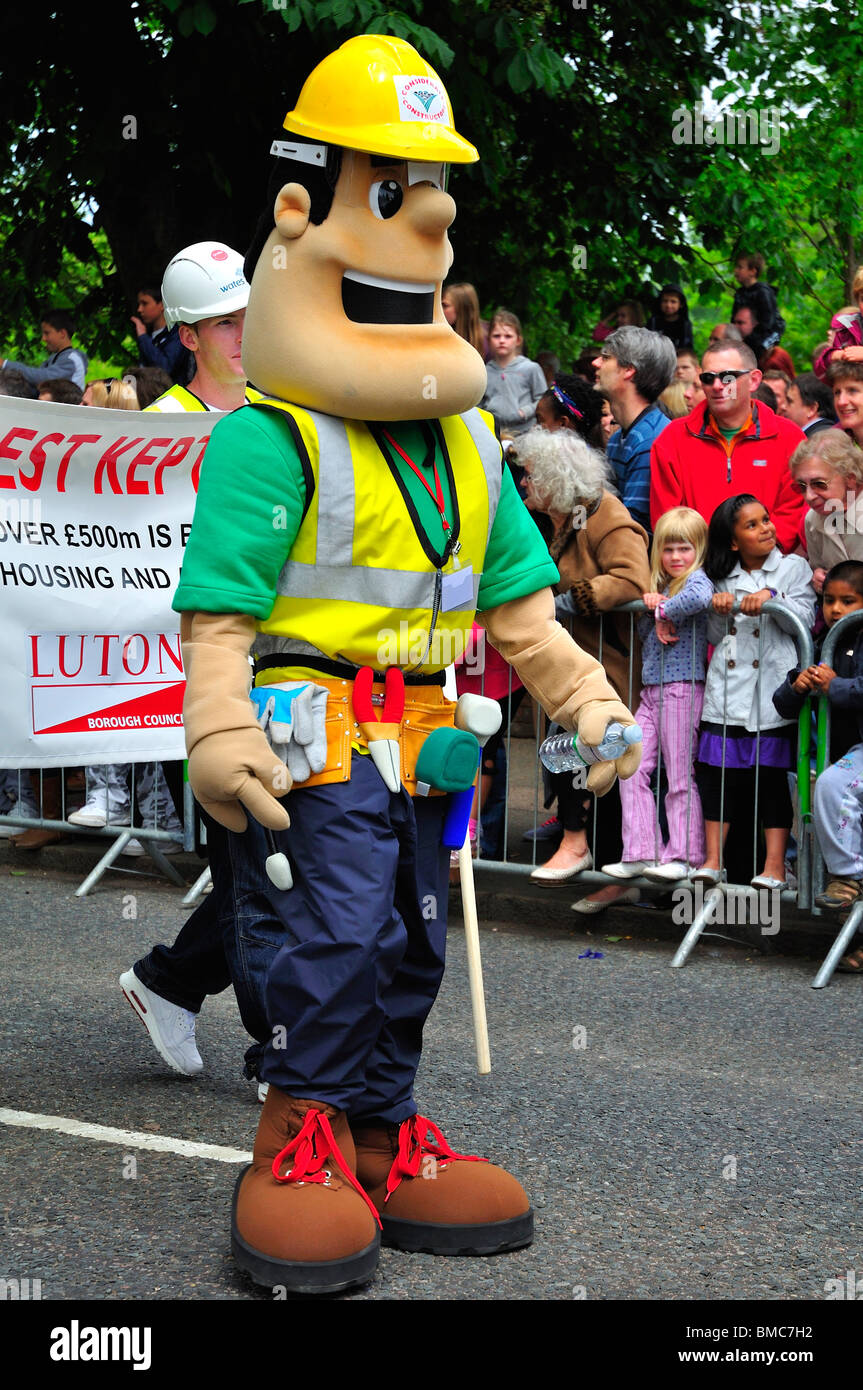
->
[684,0,863,362]
[6,0,839,371]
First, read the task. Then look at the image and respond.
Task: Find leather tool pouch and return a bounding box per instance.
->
[282,677,456,794]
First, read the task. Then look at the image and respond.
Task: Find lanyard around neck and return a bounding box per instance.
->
[381,428,450,532]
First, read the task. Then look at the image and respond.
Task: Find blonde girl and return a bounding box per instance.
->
[603,507,713,884]
[441,282,487,358]
[85,378,140,410]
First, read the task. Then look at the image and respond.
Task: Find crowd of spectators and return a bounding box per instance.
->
[3,257,863,960]
[464,257,863,956]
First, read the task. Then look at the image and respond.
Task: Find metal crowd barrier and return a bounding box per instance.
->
[809,609,863,987]
[0,763,197,896]
[469,600,859,987]
[3,602,860,983]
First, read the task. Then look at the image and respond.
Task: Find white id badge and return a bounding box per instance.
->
[440,564,474,612]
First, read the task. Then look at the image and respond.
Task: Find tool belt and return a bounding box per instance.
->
[257,672,457,796]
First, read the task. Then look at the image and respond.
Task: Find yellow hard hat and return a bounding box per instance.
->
[283,35,478,163]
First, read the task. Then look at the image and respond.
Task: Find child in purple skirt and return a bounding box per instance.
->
[693,494,816,889]
[603,507,712,884]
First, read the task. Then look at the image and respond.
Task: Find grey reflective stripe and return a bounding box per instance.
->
[252,634,331,665]
[304,406,500,560]
[303,410,355,567]
[278,561,480,610]
[272,407,491,610]
[458,408,503,545]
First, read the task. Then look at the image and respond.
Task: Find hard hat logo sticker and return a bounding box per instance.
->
[394,75,447,124]
[211,249,228,261]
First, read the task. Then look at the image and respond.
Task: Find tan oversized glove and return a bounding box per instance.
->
[181,611,291,832]
[480,588,642,796]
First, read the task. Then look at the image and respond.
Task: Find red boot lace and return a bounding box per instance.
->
[272,1108,382,1229]
[385,1114,487,1203]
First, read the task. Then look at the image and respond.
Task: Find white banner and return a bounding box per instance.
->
[0,395,222,767]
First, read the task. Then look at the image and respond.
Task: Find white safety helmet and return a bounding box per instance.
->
[161,241,250,329]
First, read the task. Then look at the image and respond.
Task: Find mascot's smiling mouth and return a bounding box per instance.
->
[342,270,436,325]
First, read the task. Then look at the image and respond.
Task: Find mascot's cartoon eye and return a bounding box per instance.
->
[370,180,404,220]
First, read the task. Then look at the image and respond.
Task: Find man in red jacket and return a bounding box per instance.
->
[650,337,805,551]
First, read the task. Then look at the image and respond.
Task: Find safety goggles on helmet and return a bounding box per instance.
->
[271,142,449,216]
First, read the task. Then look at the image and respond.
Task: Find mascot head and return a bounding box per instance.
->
[242,35,487,420]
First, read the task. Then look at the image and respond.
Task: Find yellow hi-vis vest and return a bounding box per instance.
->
[145,384,263,413]
[251,400,503,676]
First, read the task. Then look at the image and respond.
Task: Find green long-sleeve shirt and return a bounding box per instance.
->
[173,404,558,617]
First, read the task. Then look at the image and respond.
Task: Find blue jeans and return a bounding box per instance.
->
[134,812,288,1080]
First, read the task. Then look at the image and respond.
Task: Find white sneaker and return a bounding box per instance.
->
[602,860,651,879]
[121,838,183,857]
[0,795,40,836]
[119,969,203,1076]
[68,789,130,828]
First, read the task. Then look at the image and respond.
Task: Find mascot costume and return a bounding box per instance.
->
[174,35,642,1294]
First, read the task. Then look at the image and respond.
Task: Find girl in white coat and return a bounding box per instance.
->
[694,494,816,889]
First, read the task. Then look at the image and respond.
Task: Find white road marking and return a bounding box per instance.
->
[0,1107,252,1163]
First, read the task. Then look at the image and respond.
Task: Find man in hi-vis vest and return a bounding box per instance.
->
[174,36,641,1295]
[122,242,272,1103]
[146,241,252,414]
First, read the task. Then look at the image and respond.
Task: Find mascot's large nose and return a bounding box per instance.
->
[405,185,456,237]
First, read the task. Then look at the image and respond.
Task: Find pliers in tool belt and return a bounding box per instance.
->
[353,666,405,793]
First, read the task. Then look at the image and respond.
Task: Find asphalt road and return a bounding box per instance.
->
[1,864,861,1306]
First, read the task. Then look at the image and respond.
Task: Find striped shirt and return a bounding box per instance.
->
[606,404,670,532]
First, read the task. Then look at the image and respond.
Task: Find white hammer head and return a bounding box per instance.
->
[265,852,293,891]
[454,693,503,745]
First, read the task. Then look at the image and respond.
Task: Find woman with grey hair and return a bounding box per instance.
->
[790,430,863,594]
[520,429,651,905]
[521,427,610,516]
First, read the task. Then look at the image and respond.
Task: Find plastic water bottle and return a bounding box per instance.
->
[539,721,642,773]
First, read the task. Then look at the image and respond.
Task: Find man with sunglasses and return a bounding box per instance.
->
[650,337,805,551]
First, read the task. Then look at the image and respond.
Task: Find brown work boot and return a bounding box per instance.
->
[232,1089,381,1294]
[11,772,64,850]
[10,828,63,849]
[353,1114,533,1255]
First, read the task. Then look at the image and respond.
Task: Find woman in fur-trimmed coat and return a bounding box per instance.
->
[520,427,651,901]
[520,427,650,703]
[551,493,650,707]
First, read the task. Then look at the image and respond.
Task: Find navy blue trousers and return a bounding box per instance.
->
[259,755,450,1124]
